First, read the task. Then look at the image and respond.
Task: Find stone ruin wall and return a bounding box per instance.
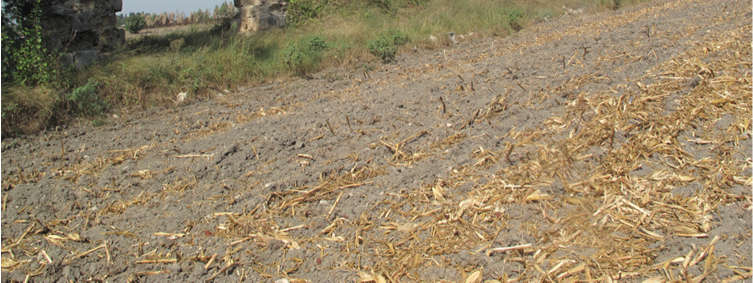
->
[38,0,287,68]
[43,0,125,68]
[234,0,288,33]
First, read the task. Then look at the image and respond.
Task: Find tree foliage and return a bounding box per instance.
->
[125,13,146,34]
[287,0,328,26]
[118,2,237,30]
[1,0,56,85]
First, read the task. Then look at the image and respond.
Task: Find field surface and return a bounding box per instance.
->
[2,0,751,282]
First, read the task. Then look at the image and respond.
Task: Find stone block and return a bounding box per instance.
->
[42,0,124,68]
[235,0,287,33]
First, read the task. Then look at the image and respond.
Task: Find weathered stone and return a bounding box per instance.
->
[234,0,288,33]
[71,49,100,69]
[42,0,124,69]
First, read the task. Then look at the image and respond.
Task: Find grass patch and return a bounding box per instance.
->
[3,0,648,137]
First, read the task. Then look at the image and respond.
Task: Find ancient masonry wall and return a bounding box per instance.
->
[234,0,288,33]
[43,0,125,68]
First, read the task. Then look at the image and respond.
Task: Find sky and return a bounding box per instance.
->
[120,0,233,15]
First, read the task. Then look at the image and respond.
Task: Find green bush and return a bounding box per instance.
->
[506,8,524,32]
[367,29,408,63]
[125,13,146,34]
[66,79,108,116]
[369,0,396,13]
[287,0,328,26]
[282,36,328,75]
[599,0,623,10]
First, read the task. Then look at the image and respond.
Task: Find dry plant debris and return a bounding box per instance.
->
[1,0,750,282]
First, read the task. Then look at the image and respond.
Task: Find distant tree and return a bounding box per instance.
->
[125,13,146,33]
[117,14,126,26]
[158,13,168,27]
[215,2,235,19]
[199,9,211,23]
[168,12,177,25]
[178,12,187,25]
[214,2,236,19]
[190,9,210,24]
[144,14,155,27]
[189,11,197,24]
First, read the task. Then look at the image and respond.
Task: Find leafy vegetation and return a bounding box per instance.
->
[1,0,56,86]
[117,3,236,29]
[287,0,328,26]
[65,79,108,117]
[367,29,408,63]
[283,36,329,74]
[125,13,147,34]
[506,8,524,32]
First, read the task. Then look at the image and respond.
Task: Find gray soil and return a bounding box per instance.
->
[2,0,751,282]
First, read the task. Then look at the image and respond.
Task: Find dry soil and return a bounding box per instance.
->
[2,0,751,282]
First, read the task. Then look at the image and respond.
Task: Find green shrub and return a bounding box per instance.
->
[506,8,524,32]
[600,0,623,10]
[367,29,408,63]
[282,36,328,75]
[287,0,328,26]
[125,13,146,34]
[369,0,396,14]
[66,79,108,116]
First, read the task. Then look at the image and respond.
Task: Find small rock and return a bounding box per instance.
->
[448,32,458,44]
[168,263,182,273]
[157,238,176,249]
[107,264,128,275]
[429,35,438,42]
[275,279,290,283]
[9,271,27,282]
[62,266,72,278]
[176,92,187,104]
[191,263,207,276]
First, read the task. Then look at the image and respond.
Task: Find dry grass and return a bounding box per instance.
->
[195,19,748,281]
[335,22,751,281]
[1,1,749,282]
